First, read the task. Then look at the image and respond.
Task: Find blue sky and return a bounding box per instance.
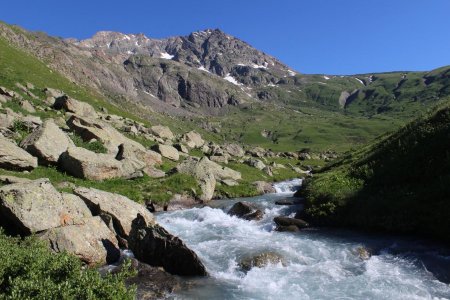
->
[1,0,449,74]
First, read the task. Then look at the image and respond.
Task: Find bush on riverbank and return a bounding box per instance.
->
[0,230,136,299]
[300,103,450,242]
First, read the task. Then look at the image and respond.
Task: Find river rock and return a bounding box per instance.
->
[181,131,204,148]
[40,216,120,266]
[74,187,155,238]
[228,201,264,221]
[0,179,92,234]
[53,95,98,118]
[153,144,179,161]
[125,259,182,300]
[274,216,309,231]
[239,252,284,271]
[128,214,208,276]
[20,119,74,165]
[150,125,174,140]
[0,136,38,171]
[275,198,305,205]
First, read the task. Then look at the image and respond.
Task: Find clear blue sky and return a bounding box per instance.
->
[1,0,449,75]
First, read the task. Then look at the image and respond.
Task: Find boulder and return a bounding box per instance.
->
[0,175,32,185]
[239,252,284,271]
[143,166,166,178]
[180,131,204,148]
[228,202,264,221]
[53,95,98,118]
[59,146,133,181]
[275,198,305,205]
[20,119,74,165]
[150,125,174,140]
[197,173,216,202]
[19,100,35,113]
[246,158,266,170]
[125,260,182,300]
[73,187,155,238]
[247,147,266,158]
[40,216,120,266]
[224,143,245,157]
[0,179,92,234]
[153,144,179,161]
[0,136,37,171]
[210,155,229,164]
[176,157,241,201]
[173,143,189,154]
[253,181,276,194]
[66,114,144,155]
[177,157,241,182]
[128,214,207,276]
[274,216,309,231]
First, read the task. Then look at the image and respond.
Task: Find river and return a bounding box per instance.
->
[156,180,450,300]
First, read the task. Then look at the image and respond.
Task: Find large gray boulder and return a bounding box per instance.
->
[59,146,138,181]
[224,143,245,157]
[176,157,241,201]
[40,216,120,266]
[20,119,74,165]
[0,136,37,171]
[73,187,155,238]
[53,95,98,118]
[180,131,204,148]
[128,214,207,276]
[150,125,174,140]
[0,179,92,234]
[153,144,179,161]
[177,157,241,181]
[66,114,144,155]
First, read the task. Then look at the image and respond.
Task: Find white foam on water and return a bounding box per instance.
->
[273,178,302,194]
[157,190,450,299]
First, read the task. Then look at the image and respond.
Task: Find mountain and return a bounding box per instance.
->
[2,22,449,120]
[298,101,450,242]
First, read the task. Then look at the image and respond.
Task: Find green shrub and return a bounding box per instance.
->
[0,230,136,299]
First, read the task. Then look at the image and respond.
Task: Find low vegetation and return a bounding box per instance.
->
[300,101,450,242]
[0,230,135,299]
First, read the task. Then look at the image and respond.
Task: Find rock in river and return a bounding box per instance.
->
[228,201,264,221]
[128,214,207,277]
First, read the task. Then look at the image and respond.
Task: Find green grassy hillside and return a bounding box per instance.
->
[299,101,450,242]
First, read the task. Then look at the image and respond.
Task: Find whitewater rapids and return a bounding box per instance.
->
[157,181,450,300]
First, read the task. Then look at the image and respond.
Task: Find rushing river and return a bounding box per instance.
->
[157,180,450,300]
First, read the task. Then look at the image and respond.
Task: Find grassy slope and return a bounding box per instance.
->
[300,101,450,242]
